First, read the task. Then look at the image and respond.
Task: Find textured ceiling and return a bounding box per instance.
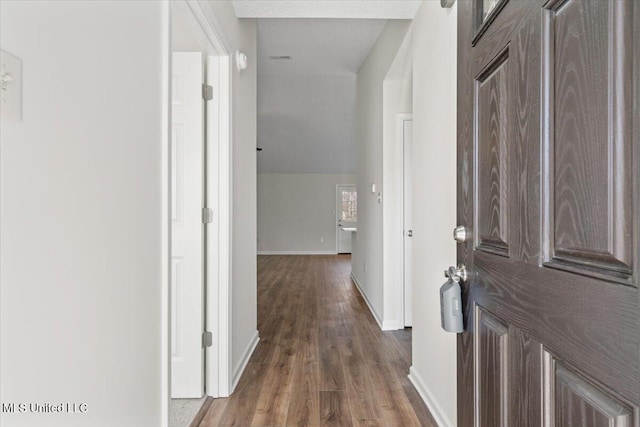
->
[258,18,386,75]
[232,0,422,19]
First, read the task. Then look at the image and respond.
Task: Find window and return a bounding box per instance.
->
[341,191,357,222]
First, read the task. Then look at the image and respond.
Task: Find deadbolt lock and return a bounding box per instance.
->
[453,226,470,243]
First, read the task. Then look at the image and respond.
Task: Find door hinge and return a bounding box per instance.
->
[202,331,213,348]
[202,84,213,101]
[202,207,213,224]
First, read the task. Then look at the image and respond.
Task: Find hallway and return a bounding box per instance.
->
[197,255,437,426]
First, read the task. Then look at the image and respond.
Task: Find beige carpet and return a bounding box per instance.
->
[170,397,206,427]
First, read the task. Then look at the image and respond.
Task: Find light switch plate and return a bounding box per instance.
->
[1,49,22,121]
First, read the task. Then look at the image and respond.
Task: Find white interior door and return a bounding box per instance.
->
[337,185,357,254]
[171,52,204,398]
[403,120,413,327]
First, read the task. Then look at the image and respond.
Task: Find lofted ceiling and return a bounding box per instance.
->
[235,1,419,174]
[256,19,386,173]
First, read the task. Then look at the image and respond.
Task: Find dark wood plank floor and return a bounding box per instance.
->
[198,255,437,427]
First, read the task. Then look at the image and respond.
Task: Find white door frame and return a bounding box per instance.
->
[396,113,413,328]
[162,2,232,425]
[381,107,413,331]
[401,117,413,327]
[336,184,357,254]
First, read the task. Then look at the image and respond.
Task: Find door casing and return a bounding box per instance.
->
[402,117,413,327]
[336,184,357,254]
[163,2,233,425]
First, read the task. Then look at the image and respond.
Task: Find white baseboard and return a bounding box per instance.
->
[350,273,384,329]
[350,273,403,331]
[382,319,404,330]
[231,330,260,392]
[257,250,337,255]
[408,366,455,427]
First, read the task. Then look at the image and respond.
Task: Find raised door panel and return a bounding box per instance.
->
[475,48,510,257]
[543,0,634,283]
[474,306,509,426]
[544,353,633,427]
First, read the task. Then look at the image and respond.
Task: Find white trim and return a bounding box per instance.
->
[335,184,340,255]
[381,111,413,335]
[160,2,172,426]
[205,53,232,398]
[398,113,413,328]
[382,319,404,330]
[335,184,357,254]
[219,52,233,397]
[350,273,384,329]
[231,330,260,392]
[258,250,337,256]
[408,366,455,427]
[350,273,401,330]
[186,0,231,53]
[165,0,233,405]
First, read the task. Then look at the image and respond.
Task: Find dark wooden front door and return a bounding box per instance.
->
[456,0,639,425]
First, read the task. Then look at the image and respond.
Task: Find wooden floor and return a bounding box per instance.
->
[197,255,437,427]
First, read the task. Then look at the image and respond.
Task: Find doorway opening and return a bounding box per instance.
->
[382,26,414,331]
[336,184,357,254]
[164,1,232,426]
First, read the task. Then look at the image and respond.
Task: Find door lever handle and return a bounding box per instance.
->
[444,264,467,282]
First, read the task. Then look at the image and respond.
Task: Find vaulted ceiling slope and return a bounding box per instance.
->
[237,1,419,174]
[256,19,384,173]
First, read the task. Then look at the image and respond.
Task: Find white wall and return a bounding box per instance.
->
[257,173,356,254]
[0,2,167,426]
[352,20,411,328]
[199,1,259,388]
[408,2,458,426]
